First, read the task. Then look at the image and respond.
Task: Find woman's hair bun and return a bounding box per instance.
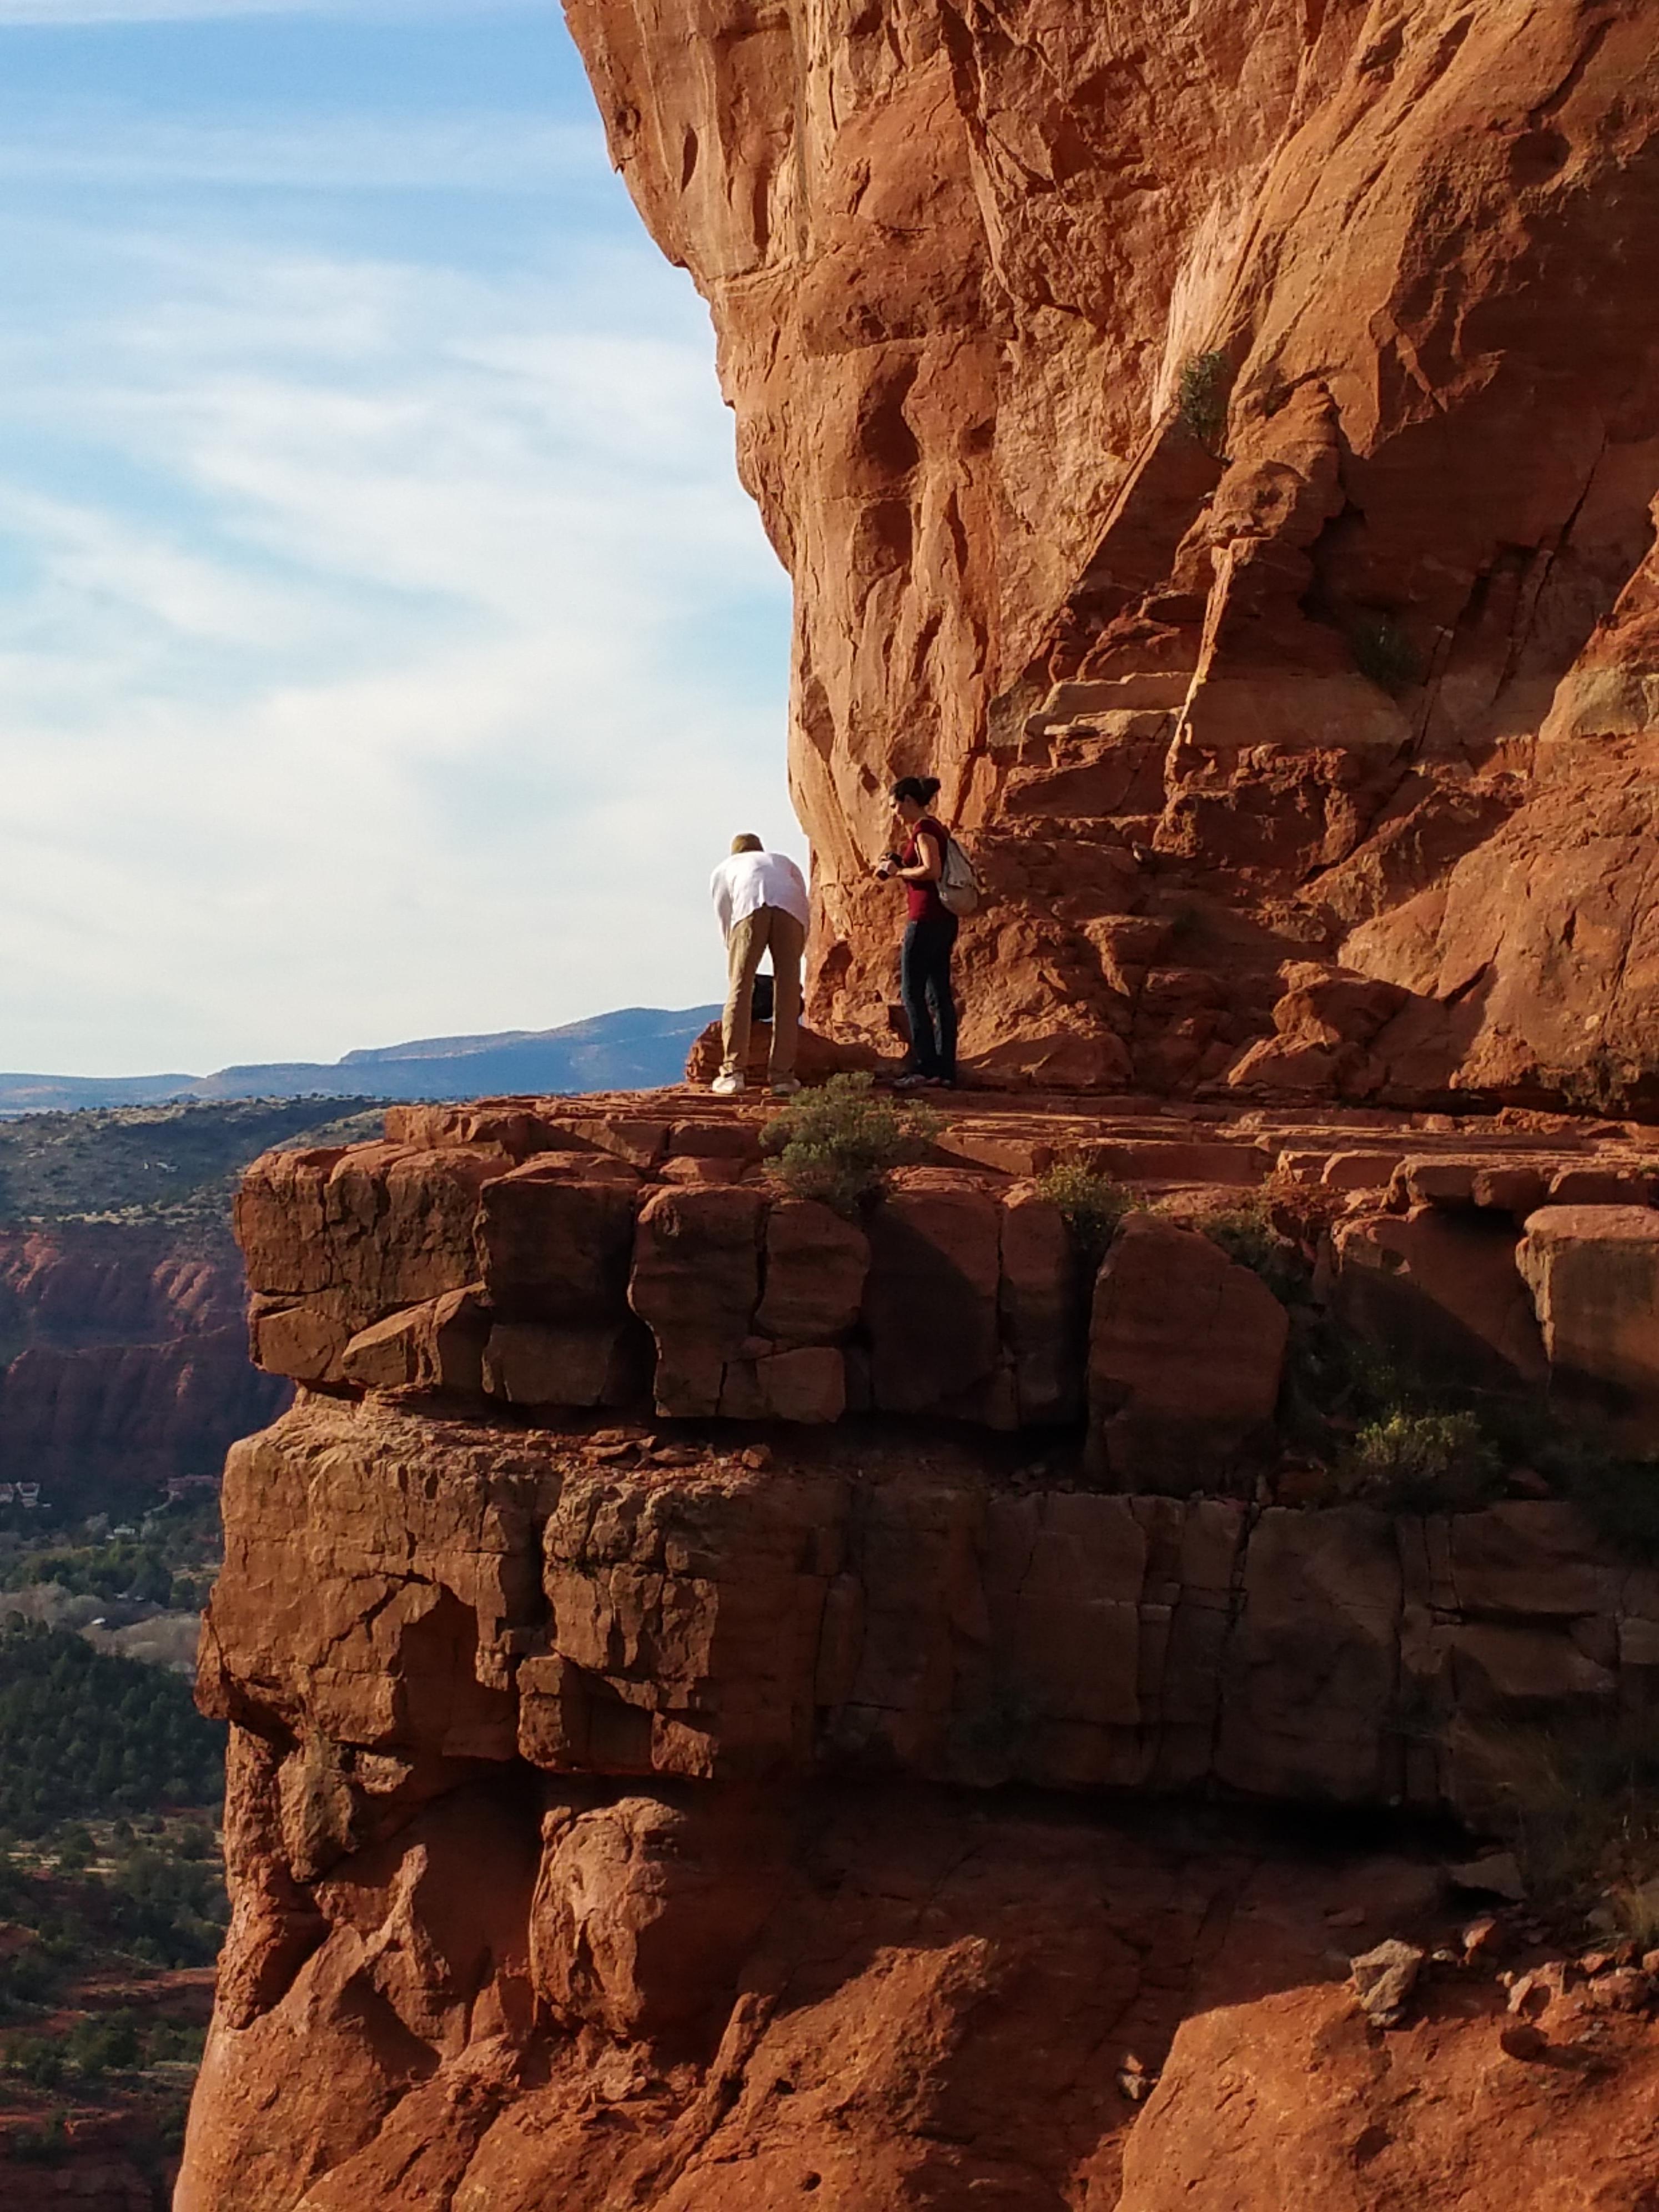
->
[891,773,942,806]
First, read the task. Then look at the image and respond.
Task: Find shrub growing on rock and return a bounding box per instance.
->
[1034,1163,1129,1265]
[1455,1708,1659,1918]
[761,1073,941,1217]
[1176,349,1230,451]
[1200,1196,1308,1303]
[1338,1409,1500,1512]
[1350,612,1421,694]
[1535,1433,1659,1560]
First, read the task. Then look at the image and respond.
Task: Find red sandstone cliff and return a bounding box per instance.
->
[171,3,1659,2195]
[564,0,1659,1104]
[0,1225,288,1512]
[174,1100,1659,2206]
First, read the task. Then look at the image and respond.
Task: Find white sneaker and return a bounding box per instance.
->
[770,1077,802,1097]
[711,1073,745,1096]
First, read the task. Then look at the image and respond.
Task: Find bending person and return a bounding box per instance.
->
[708,833,809,1097]
[877,775,958,1089]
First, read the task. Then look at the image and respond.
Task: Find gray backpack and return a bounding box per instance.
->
[938,834,981,916]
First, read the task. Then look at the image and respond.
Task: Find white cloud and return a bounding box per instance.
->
[0,112,599,192]
[0,209,797,1074]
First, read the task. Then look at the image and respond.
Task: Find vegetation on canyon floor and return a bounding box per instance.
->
[0,1816,223,2179]
[1337,1408,1500,1513]
[0,1095,385,1233]
[0,1623,224,1838]
[0,1495,222,1617]
[0,1611,225,2176]
[1198,1193,1310,1302]
[1455,1706,1659,1942]
[0,1506,225,2191]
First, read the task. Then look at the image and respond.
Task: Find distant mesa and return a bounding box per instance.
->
[0,1004,721,1115]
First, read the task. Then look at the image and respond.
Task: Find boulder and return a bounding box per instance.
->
[529,1460,845,1778]
[238,1142,500,1310]
[862,1170,1004,1418]
[1327,1205,1547,1392]
[1226,962,1409,1100]
[481,1321,648,1409]
[474,1155,640,1325]
[627,1185,768,1417]
[1517,1204,1659,1443]
[1088,1215,1288,1489]
[248,1288,360,1385]
[529,1790,788,2042]
[718,1345,847,1424]
[682,1020,882,1089]
[339,1288,491,1397]
[1215,1507,1402,1804]
[753,1197,869,1346]
[997,1185,1085,1423]
[238,1143,503,1375]
[1349,1938,1426,2028]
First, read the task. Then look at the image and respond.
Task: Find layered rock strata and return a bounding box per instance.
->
[182,1392,1659,2209]
[0,1224,287,1510]
[178,1095,1659,2203]
[564,0,1659,1105]
[236,1092,1659,1462]
[199,1392,1648,1821]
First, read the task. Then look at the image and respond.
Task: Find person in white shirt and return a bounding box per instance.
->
[708,834,810,1096]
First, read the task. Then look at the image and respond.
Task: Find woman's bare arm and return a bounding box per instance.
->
[896,830,943,883]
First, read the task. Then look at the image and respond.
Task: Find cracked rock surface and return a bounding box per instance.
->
[178,1397,1659,2206]
[563,0,1659,1108]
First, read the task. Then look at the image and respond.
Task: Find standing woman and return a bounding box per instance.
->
[878,774,959,1088]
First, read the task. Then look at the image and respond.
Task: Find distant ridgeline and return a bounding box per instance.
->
[0,1006,720,1115]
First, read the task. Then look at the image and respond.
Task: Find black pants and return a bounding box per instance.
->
[901,913,959,1079]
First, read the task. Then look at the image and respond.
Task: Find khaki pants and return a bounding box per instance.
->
[722,905,806,1081]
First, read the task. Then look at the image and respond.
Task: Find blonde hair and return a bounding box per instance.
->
[730,833,763,854]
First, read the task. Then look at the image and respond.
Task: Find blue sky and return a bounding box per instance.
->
[0,0,795,1075]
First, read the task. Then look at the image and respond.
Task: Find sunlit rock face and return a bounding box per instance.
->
[562,0,1659,1103]
[171,1095,1659,2204]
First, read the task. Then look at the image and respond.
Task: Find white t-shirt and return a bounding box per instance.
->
[710,851,810,940]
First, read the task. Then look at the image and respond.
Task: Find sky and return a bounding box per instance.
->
[0,0,796,1075]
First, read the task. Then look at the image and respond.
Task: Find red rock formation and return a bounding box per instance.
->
[230,1096,1659,1461]
[563,0,1659,1103]
[0,1225,287,1510]
[178,1391,1659,2208]
[174,1097,1659,2201]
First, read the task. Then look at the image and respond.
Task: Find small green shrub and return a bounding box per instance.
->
[1176,350,1230,451]
[1201,1197,1307,1303]
[1536,1431,1659,1560]
[1338,1409,1500,1512]
[1455,1709,1659,1908]
[62,2010,140,2078]
[1350,613,1421,694]
[761,1073,941,1218]
[8,2107,69,2163]
[1035,1163,1130,1266]
[4,2032,66,2089]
